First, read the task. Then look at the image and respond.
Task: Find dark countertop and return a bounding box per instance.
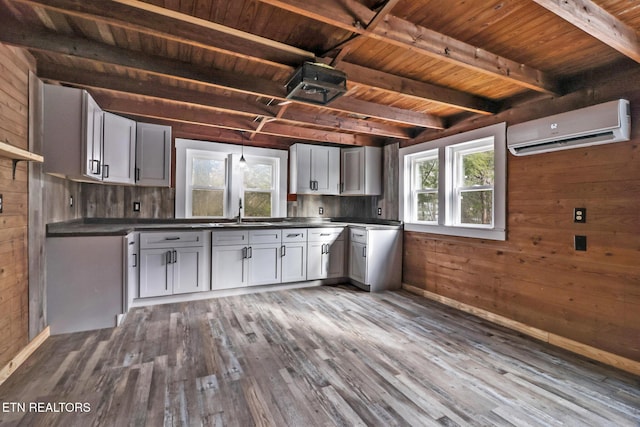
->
[47,217,403,237]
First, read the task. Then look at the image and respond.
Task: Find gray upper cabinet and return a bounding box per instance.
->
[135,122,172,187]
[43,84,104,182]
[102,112,136,184]
[341,146,382,196]
[290,143,340,195]
[43,83,171,186]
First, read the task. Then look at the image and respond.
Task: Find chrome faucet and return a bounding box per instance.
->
[236,198,243,223]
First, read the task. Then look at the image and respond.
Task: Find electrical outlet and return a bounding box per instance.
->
[318,207,324,215]
[133,201,141,212]
[0,194,3,214]
[574,235,587,251]
[377,207,382,216]
[574,207,586,223]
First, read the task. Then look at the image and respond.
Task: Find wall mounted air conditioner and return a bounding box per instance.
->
[507,99,631,156]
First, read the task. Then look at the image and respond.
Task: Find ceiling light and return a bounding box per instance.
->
[285,62,347,105]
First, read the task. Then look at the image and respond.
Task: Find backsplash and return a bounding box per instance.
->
[42,143,399,221]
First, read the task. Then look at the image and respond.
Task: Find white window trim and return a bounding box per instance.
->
[240,155,279,218]
[175,139,288,219]
[184,149,229,219]
[399,122,506,241]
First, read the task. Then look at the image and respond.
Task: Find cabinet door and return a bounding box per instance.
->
[212,244,247,290]
[293,144,313,193]
[173,246,204,294]
[281,242,307,283]
[341,147,364,195]
[125,233,139,306]
[85,94,104,179]
[311,146,340,195]
[326,239,346,278]
[136,122,171,186]
[306,241,327,280]
[139,248,173,298]
[349,241,367,284]
[247,244,281,286]
[103,112,136,184]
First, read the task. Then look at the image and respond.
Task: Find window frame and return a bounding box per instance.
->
[175,139,288,219]
[409,150,439,224]
[184,150,229,219]
[240,155,279,218]
[399,123,506,241]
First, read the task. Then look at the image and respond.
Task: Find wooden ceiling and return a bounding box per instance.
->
[1,0,639,149]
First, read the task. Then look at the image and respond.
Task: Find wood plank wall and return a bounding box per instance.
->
[403,91,640,362]
[0,45,34,368]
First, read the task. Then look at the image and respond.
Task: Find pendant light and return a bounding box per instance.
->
[239,131,247,168]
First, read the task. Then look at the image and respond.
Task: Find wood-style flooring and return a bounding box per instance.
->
[0,285,638,426]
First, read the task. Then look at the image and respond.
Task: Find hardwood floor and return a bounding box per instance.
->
[0,285,638,426]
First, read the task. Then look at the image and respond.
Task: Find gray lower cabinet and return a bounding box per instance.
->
[139,231,207,298]
[307,227,346,280]
[281,229,307,283]
[46,236,124,335]
[211,230,249,290]
[348,227,403,292]
[125,232,139,310]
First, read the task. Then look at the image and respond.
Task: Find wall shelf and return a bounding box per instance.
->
[0,139,44,179]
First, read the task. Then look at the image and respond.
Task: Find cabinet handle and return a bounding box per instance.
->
[340,182,344,193]
[166,250,172,264]
[135,167,140,181]
[309,180,314,190]
[363,246,367,258]
[242,247,247,259]
[132,253,137,268]
[103,164,109,178]
[322,243,328,254]
[281,245,286,257]
[164,237,181,241]
[90,159,101,175]
[172,250,177,264]
[286,233,301,238]
[248,247,252,259]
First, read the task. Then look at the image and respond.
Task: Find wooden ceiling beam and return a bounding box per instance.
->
[531,0,640,64]
[36,62,412,139]
[90,90,381,146]
[256,0,562,95]
[0,17,438,129]
[5,1,493,117]
[335,62,500,115]
[9,0,313,68]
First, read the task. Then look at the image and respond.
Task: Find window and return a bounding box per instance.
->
[449,138,494,227]
[400,123,506,240]
[175,140,288,219]
[186,151,228,218]
[242,157,278,218]
[411,151,439,223]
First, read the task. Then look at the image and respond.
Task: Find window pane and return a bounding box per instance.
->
[414,158,438,189]
[244,163,273,190]
[462,151,494,187]
[460,190,493,225]
[192,158,225,187]
[192,189,224,216]
[417,192,438,222]
[244,191,271,217]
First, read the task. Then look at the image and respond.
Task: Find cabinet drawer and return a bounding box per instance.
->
[349,228,367,244]
[307,227,345,242]
[212,230,249,246]
[282,228,307,243]
[249,229,282,244]
[140,231,204,249]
